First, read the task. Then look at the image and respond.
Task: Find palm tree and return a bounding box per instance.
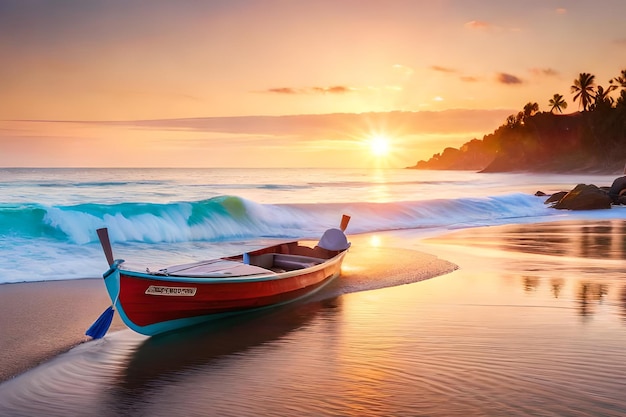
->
[548,93,568,113]
[609,69,626,88]
[595,85,617,103]
[610,69,626,107]
[523,102,539,119]
[571,73,596,111]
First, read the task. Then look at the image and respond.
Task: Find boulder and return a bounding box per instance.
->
[551,184,612,210]
[608,176,626,203]
[544,191,567,204]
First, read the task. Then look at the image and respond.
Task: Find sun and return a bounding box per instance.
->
[368,135,391,157]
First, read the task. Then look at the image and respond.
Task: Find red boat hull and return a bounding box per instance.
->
[115,254,344,329]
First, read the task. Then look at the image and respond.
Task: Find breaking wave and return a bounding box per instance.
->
[0,193,553,245]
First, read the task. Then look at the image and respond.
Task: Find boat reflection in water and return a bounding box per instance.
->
[116,296,340,391]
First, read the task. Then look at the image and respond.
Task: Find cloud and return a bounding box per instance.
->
[529,68,559,77]
[460,76,480,83]
[267,87,300,94]
[72,109,514,136]
[555,8,567,14]
[614,38,626,46]
[312,86,352,94]
[433,66,483,84]
[431,65,457,73]
[464,20,490,30]
[1,110,519,168]
[496,73,523,85]
[464,20,520,33]
[264,86,353,95]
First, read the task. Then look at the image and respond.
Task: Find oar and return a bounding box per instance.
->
[340,214,351,231]
[97,227,114,267]
[85,306,115,339]
[86,228,116,339]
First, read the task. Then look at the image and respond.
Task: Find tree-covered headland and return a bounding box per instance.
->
[411,69,626,174]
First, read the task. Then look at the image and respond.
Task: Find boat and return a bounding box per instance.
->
[93,215,351,336]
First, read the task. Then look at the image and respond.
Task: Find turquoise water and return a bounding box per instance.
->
[1,168,623,283]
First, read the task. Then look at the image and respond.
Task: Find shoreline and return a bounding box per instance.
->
[2,221,626,416]
[0,240,457,384]
[3,218,625,384]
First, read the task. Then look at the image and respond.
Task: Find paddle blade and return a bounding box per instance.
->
[85,306,114,339]
[97,228,114,266]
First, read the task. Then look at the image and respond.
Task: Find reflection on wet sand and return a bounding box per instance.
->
[444,219,626,260]
[578,282,609,317]
[523,276,540,292]
[118,298,339,390]
[428,220,626,320]
[523,276,612,317]
[105,298,341,416]
[551,278,564,298]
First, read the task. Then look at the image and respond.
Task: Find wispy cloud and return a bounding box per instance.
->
[431,65,482,83]
[1,110,517,168]
[267,87,300,94]
[555,8,567,14]
[311,86,352,94]
[460,76,480,83]
[496,73,523,85]
[431,65,457,73]
[264,86,354,95]
[614,38,626,46]
[76,109,514,136]
[529,68,560,77]
[464,20,490,30]
[464,20,520,33]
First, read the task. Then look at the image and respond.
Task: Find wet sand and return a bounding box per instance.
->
[0,237,457,383]
[2,222,626,416]
[0,279,126,382]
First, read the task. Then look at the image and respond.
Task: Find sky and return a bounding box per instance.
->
[1,0,626,168]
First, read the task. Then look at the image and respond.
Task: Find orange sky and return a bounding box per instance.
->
[1,0,626,168]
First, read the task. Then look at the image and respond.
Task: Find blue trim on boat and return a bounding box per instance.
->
[103,265,342,336]
[103,259,125,278]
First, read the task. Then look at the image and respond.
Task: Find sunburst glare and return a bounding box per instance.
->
[368,135,391,157]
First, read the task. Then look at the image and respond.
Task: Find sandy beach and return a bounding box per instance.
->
[0,279,126,382]
[0,236,457,383]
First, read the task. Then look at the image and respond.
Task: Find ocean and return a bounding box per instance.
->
[1,167,623,284]
[2,168,626,417]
